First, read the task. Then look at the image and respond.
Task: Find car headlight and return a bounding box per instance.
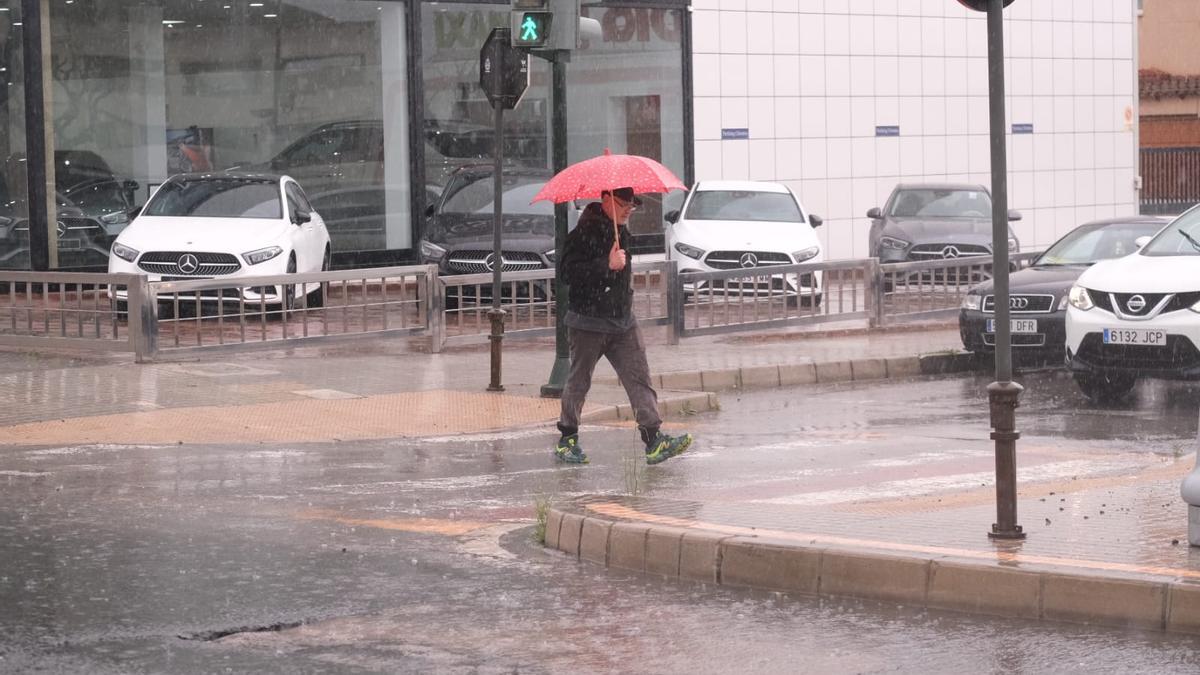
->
[111,241,139,262]
[961,293,982,311]
[100,211,129,226]
[420,240,446,261]
[674,242,705,260]
[544,249,556,264]
[880,236,909,250]
[1057,294,1069,311]
[1008,237,1019,252]
[242,245,283,265]
[1190,297,1200,313]
[792,246,820,263]
[1068,285,1094,311]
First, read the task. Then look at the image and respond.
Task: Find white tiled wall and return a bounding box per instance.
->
[691,0,1139,259]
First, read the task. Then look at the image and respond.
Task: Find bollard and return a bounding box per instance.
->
[487,308,507,392]
[1180,409,1200,545]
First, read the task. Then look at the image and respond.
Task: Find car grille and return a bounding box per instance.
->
[14,216,103,249]
[982,294,1055,313]
[139,251,242,276]
[704,250,793,270]
[445,250,544,274]
[907,243,990,260]
[1090,290,1200,318]
[1075,333,1200,370]
[983,333,1046,347]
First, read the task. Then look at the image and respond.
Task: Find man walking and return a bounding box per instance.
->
[553,187,693,465]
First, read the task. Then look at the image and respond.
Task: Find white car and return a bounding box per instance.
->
[1065,204,1200,402]
[664,180,824,306]
[108,172,331,309]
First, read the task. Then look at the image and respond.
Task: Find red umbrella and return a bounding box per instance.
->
[531,148,686,205]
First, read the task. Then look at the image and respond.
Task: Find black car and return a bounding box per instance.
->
[419,165,577,305]
[959,216,1169,355]
[868,183,1022,263]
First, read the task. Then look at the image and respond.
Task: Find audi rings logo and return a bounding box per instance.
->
[1126,294,1147,312]
[1010,296,1029,310]
[55,221,68,239]
[739,252,759,268]
[483,253,504,272]
[177,253,200,275]
[941,245,961,259]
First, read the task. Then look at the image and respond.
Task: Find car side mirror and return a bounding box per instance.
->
[1008,209,1022,221]
[424,204,437,218]
[808,214,823,228]
[665,209,679,224]
[128,205,142,219]
[866,207,881,219]
[293,209,312,225]
[1135,235,1151,249]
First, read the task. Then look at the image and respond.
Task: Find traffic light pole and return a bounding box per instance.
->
[541,50,570,398]
[985,0,1023,540]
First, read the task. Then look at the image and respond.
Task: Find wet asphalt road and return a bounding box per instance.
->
[4,370,1200,673]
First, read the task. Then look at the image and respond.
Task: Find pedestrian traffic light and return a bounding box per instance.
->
[511,0,552,49]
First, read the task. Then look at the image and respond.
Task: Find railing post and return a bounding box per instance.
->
[426,264,444,354]
[866,258,883,329]
[666,259,682,344]
[129,274,157,362]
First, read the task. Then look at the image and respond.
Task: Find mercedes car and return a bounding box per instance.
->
[868,183,1021,263]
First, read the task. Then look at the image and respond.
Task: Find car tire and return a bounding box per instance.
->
[306,248,330,309]
[1073,371,1137,404]
[283,255,297,311]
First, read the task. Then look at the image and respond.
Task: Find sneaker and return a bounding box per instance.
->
[554,434,589,464]
[645,432,692,465]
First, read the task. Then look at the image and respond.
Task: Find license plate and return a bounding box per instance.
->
[1103,328,1168,345]
[986,319,1037,333]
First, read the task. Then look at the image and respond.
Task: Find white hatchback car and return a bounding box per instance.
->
[108,172,331,309]
[664,180,824,305]
[1065,204,1200,402]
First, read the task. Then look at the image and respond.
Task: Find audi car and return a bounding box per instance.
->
[1065,204,1200,402]
[664,180,824,306]
[868,183,1021,263]
[418,165,578,306]
[107,173,331,309]
[959,216,1168,356]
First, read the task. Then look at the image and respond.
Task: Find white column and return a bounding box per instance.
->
[380,4,411,249]
[127,6,167,204]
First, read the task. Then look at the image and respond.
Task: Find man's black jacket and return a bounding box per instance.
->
[559,202,632,320]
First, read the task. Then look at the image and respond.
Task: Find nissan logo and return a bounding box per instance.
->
[483,253,504,272]
[739,252,759,268]
[177,253,200,275]
[1010,296,1029,310]
[941,245,961,259]
[1126,294,1147,312]
[56,221,67,238]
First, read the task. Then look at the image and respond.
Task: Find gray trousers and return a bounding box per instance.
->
[558,322,661,441]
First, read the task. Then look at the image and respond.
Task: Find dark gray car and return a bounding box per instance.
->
[867,183,1022,263]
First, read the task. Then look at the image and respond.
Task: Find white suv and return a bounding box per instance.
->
[1065,205,1200,402]
[664,180,824,306]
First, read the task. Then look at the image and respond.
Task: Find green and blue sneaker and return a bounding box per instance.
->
[645,432,692,465]
[554,434,589,464]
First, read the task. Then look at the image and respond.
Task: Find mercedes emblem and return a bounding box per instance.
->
[177,253,200,275]
[1126,294,1147,312]
[941,245,961,259]
[483,253,504,272]
[56,221,67,239]
[739,252,759,268]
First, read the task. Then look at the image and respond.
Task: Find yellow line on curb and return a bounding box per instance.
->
[587,502,1200,582]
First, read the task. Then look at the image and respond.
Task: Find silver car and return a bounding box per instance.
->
[867,183,1022,263]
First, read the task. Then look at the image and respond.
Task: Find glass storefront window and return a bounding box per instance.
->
[0,3,30,270]
[28,0,410,270]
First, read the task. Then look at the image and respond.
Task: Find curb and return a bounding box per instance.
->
[596,351,981,394]
[546,504,1200,636]
[579,390,718,424]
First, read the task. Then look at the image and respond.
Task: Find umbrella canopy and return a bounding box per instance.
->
[531,149,686,205]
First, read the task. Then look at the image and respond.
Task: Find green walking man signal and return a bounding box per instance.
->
[512,10,552,48]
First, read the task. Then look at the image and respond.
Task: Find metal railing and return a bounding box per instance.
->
[0,253,1040,361]
[1141,147,1200,216]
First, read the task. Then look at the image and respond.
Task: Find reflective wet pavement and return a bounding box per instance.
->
[6,330,1200,672]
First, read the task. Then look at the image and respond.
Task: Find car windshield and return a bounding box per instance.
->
[60,179,130,214]
[888,189,991,218]
[143,178,282,218]
[1036,222,1164,265]
[439,174,554,216]
[1140,207,1200,257]
[683,190,802,222]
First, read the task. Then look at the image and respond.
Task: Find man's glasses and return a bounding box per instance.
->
[614,197,639,211]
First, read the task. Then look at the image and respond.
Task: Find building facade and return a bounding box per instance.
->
[0,0,1138,271]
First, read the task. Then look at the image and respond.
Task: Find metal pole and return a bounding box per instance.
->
[986,0,1023,540]
[21,0,50,271]
[488,98,506,392]
[542,51,570,398]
